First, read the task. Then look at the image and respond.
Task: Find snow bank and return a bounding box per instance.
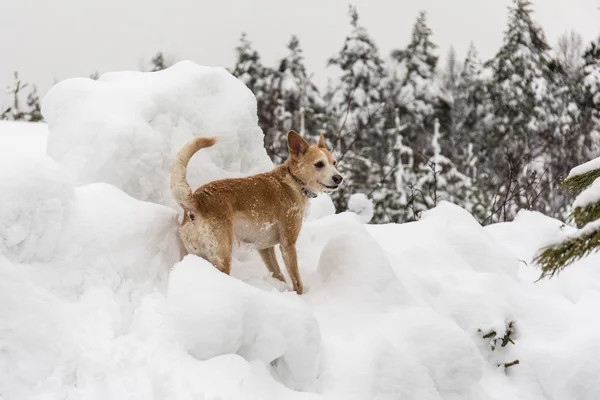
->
[42,61,273,209]
[168,256,321,392]
[0,120,49,156]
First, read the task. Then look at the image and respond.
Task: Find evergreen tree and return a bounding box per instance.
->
[231,33,266,95]
[483,0,563,222]
[26,85,43,122]
[412,119,474,216]
[391,11,448,153]
[579,36,600,159]
[150,51,168,72]
[231,33,278,157]
[0,72,43,122]
[534,157,600,278]
[266,36,325,162]
[327,5,390,219]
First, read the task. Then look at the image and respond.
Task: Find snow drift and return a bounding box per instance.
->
[2,63,600,400]
[42,61,273,209]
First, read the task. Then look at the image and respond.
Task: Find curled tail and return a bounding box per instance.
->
[170,137,217,211]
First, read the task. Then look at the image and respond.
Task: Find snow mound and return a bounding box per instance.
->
[306,194,336,222]
[168,255,321,392]
[0,153,73,262]
[42,61,273,208]
[347,192,374,223]
[0,120,48,156]
[317,232,410,306]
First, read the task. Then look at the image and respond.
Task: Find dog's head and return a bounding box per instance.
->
[287,130,343,194]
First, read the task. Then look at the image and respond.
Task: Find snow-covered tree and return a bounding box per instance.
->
[26,86,43,122]
[231,33,279,157]
[482,0,563,221]
[412,119,474,216]
[535,157,600,278]
[391,10,449,153]
[231,33,266,95]
[1,72,43,122]
[266,36,325,162]
[150,51,168,72]
[579,36,600,159]
[327,5,390,217]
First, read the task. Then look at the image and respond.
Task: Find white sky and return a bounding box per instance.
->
[0,0,599,107]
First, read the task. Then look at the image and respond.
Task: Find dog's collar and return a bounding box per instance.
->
[287,166,317,198]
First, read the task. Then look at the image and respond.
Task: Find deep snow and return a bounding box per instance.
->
[1,63,600,400]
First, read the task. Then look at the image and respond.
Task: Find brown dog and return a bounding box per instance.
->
[170,130,343,294]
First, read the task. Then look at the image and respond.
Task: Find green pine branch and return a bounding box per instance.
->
[560,168,600,194]
[570,202,600,229]
[534,228,600,279]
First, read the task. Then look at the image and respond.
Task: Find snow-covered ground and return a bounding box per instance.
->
[1,63,600,400]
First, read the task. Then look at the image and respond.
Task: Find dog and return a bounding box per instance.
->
[170,130,343,294]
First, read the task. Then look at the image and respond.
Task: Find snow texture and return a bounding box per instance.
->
[347,192,374,223]
[568,155,600,179]
[42,61,273,209]
[573,177,600,209]
[3,63,600,400]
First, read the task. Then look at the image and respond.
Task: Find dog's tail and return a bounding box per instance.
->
[170,137,217,211]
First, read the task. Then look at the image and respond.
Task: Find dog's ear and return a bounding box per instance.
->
[317,133,327,149]
[288,130,310,156]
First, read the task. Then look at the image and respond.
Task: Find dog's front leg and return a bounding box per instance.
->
[280,243,303,294]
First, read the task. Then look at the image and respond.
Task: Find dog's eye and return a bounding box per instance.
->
[314,161,325,169]
[333,160,337,166]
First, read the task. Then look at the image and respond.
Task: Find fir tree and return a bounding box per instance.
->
[391,10,448,153]
[231,33,278,157]
[412,119,474,215]
[150,51,168,72]
[266,36,325,162]
[327,5,390,218]
[483,0,563,222]
[579,36,600,159]
[231,33,265,95]
[0,72,42,122]
[26,85,43,122]
[534,157,600,278]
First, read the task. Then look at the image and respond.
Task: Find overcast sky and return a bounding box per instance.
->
[1,0,599,107]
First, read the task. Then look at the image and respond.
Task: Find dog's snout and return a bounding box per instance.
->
[332,175,343,184]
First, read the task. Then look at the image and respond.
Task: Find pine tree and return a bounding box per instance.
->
[326,5,390,219]
[26,85,43,122]
[534,157,600,278]
[150,51,168,72]
[231,33,278,157]
[391,11,448,153]
[231,33,265,95]
[579,36,600,159]
[483,0,563,222]
[266,36,325,162]
[412,119,473,215]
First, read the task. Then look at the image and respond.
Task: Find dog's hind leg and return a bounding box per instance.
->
[198,218,234,276]
[258,247,286,282]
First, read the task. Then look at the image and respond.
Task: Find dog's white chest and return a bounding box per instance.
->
[234,220,280,250]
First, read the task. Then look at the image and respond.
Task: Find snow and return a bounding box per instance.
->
[0,120,48,156]
[573,177,600,209]
[567,155,600,179]
[42,61,273,209]
[3,63,600,399]
[347,192,374,223]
